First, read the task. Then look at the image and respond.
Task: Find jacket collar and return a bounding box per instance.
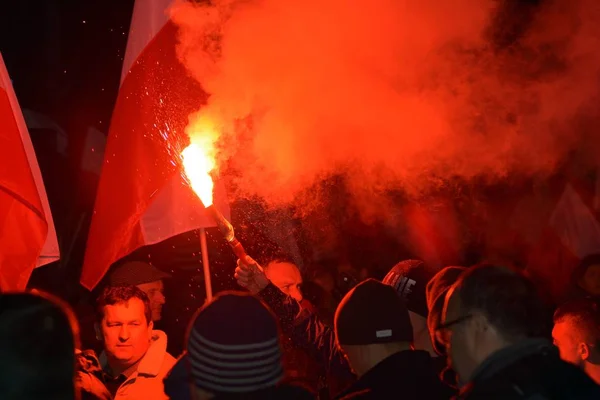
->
[337,350,434,397]
[100,329,169,378]
[468,338,553,383]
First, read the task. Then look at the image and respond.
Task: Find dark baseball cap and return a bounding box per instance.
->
[383,259,437,317]
[335,279,413,346]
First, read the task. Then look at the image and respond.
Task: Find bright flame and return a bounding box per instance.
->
[182,131,218,207]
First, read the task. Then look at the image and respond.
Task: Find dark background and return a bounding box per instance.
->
[0,0,585,354]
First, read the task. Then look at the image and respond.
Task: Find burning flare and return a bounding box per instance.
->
[181,117,249,261]
[181,121,219,206]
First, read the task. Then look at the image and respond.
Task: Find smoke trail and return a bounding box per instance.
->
[171,0,600,212]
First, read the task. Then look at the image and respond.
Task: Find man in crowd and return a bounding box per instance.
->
[262,253,304,303]
[258,252,325,395]
[235,255,356,396]
[334,279,455,399]
[425,265,466,387]
[109,260,170,322]
[77,285,175,399]
[553,297,600,384]
[1,291,80,400]
[78,260,171,358]
[441,264,600,398]
[164,291,313,400]
[425,265,466,357]
[234,256,455,397]
[382,260,441,357]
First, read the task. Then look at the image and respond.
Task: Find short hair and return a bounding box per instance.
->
[258,249,297,270]
[453,264,549,341]
[96,285,152,324]
[554,298,600,346]
[0,291,80,400]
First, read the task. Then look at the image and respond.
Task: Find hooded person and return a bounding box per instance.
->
[334,279,455,399]
[163,291,313,400]
[424,266,467,388]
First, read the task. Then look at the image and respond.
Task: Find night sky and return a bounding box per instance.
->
[1,1,137,297]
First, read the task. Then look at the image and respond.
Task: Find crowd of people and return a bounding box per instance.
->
[2,252,600,400]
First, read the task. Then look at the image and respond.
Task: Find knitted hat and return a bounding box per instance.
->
[425,266,466,355]
[186,292,284,395]
[109,261,171,287]
[335,279,413,345]
[382,259,436,317]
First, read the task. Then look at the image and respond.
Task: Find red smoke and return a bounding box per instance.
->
[170,0,600,213]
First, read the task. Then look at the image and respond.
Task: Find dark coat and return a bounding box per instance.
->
[336,350,456,399]
[458,339,600,400]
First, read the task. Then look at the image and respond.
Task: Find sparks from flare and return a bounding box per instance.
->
[181,120,219,207]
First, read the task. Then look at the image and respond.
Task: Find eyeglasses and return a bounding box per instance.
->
[435,314,473,344]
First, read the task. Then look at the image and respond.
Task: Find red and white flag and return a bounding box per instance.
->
[80,0,230,290]
[513,175,600,299]
[0,52,60,290]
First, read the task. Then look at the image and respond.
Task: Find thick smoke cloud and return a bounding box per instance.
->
[171,0,600,212]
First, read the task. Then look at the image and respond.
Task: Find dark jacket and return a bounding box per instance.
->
[259,283,356,396]
[212,384,315,399]
[458,338,600,400]
[335,350,456,399]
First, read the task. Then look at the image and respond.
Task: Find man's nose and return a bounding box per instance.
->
[119,325,130,341]
[290,286,303,302]
[157,291,166,305]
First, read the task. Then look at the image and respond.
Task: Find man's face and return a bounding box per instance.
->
[552,320,582,366]
[100,298,153,368]
[137,280,165,321]
[579,265,600,296]
[441,289,478,382]
[265,261,303,302]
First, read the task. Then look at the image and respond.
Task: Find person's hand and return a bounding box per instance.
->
[234,256,269,294]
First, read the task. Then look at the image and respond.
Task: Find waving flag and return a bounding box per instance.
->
[81,0,230,290]
[0,52,60,290]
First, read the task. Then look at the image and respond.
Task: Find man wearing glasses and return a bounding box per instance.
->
[440,264,600,399]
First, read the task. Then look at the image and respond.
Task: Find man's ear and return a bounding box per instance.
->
[148,320,154,332]
[472,312,488,333]
[579,342,590,361]
[94,322,103,341]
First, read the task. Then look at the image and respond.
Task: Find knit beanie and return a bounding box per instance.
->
[383,259,436,317]
[335,279,413,345]
[425,266,466,355]
[186,292,284,395]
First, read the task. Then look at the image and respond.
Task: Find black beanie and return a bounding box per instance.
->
[186,292,284,395]
[335,279,413,345]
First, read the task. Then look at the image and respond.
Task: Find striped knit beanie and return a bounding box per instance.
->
[186,291,284,395]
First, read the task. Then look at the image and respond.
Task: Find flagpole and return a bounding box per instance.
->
[199,227,213,301]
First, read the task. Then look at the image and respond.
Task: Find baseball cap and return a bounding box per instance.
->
[382,259,437,317]
[335,279,413,346]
